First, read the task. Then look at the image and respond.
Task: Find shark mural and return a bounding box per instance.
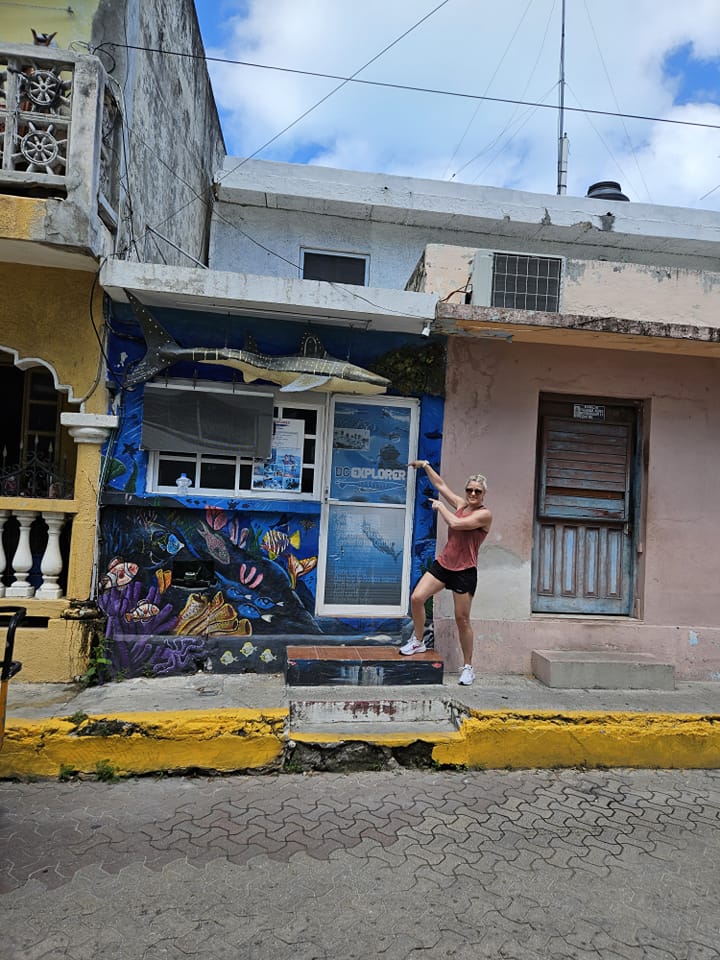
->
[123,291,390,395]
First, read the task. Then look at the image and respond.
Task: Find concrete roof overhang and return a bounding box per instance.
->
[100,259,436,335]
[0,237,99,272]
[435,303,720,358]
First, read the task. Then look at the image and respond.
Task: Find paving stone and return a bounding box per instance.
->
[2,770,720,960]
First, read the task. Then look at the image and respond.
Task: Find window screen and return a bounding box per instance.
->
[302,252,367,286]
[141,388,273,458]
[491,254,561,311]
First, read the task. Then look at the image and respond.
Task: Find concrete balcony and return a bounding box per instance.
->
[0,43,119,264]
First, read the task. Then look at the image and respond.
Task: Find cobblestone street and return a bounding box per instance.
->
[2,768,719,959]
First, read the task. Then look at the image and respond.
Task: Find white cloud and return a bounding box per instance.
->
[201,0,720,209]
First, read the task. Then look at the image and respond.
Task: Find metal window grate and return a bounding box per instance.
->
[491,254,561,311]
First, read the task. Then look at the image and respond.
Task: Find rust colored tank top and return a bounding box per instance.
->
[437,506,489,571]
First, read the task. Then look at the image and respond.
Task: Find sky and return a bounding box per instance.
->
[192,0,720,210]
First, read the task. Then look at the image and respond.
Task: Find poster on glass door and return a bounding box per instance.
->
[324,503,405,605]
[330,402,411,504]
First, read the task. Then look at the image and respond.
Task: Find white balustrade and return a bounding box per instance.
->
[36,512,66,600]
[0,510,7,598]
[2,508,69,600]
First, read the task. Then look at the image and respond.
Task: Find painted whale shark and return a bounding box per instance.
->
[122,291,390,395]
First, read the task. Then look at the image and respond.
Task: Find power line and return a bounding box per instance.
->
[96,40,720,133]
[443,0,537,180]
[144,0,452,233]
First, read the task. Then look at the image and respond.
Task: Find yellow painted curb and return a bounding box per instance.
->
[432,710,720,770]
[2,708,718,779]
[0,709,288,779]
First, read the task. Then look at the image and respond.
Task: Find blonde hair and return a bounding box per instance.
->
[465,473,488,494]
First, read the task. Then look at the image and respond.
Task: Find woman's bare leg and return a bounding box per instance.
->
[410,571,445,642]
[452,591,474,665]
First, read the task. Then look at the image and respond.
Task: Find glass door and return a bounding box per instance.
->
[317,397,419,617]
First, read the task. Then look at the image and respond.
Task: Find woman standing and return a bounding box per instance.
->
[400,461,492,686]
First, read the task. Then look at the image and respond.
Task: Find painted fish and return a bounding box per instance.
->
[261,528,301,560]
[197,524,231,565]
[250,595,280,610]
[239,641,257,658]
[143,523,185,560]
[232,600,270,621]
[100,557,139,591]
[259,649,277,664]
[219,650,238,666]
[124,600,160,623]
[286,554,318,589]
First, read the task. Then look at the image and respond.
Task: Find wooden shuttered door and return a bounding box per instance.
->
[532,397,639,615]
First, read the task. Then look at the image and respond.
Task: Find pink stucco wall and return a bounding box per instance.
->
[434,336,720,680]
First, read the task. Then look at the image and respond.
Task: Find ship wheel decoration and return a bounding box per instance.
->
[16,122,67,173]
[19,67,71,111]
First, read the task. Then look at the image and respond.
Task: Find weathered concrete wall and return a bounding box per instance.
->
[415,243,720,329]
[433,337,720,680]
[214,158,720,274]
[91,0,224,266]
[563,260,720,328]
[2,1,223,267]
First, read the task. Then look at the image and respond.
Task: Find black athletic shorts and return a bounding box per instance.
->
[428,560,477,596]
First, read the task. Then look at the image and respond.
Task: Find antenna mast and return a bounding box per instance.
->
[557,0,568,195]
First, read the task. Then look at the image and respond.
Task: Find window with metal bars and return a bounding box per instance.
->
[491,253,561,312]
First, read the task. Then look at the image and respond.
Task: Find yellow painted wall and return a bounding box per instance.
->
[3,0,99,47]
[0,262,106,413]
[0,262,110,680]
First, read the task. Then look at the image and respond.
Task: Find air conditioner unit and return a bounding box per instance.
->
[470,250,563,312]
[469,251,494,306]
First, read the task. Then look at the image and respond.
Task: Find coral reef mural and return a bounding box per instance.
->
[98,503,323,677]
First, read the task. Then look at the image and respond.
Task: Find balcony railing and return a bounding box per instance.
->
[0,505,73,600]
[0,42,120,238]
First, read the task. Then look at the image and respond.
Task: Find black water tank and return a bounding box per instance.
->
[586,180,629,201]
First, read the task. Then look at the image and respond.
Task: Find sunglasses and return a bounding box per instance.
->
[465,487,483,495]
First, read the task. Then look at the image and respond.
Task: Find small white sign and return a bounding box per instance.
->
[573,404,605,420]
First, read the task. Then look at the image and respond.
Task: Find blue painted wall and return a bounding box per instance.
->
[98,301,444,677]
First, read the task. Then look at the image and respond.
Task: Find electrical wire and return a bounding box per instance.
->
[148,0,452,232]
[565,80,636,194]
[443,0,537,180]
[450,3,558,184]
[469,86,556,185]
[77,258,124,403]
[94,41,720,134]
[581,0,652,203]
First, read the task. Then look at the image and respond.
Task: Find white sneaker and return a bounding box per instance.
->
[399,636,427,655]
[458,665,475,685]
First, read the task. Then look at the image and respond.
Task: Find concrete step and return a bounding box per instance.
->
[288,693,462,737]
[532,649,675,691]
[286,645,443,686]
